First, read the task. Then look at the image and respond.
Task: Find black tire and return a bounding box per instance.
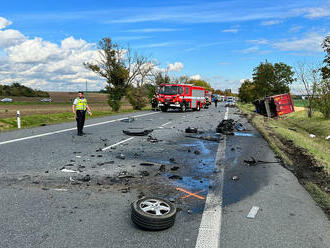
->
[196,103,201,111]
[181,103,187,112]
[161,106,167,112]
[131,197,177,231]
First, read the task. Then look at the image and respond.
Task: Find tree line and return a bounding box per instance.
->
[85,37,222,112]
[238,36,330,119]
[0,83,49,97]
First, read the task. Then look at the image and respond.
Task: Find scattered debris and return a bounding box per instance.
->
[244,156,278,166]
[138,192,145,199]
[78,175,91,182]
[75,156,81,158]
[168,198,176,203]
[116,154,126,160]
[159,164,166,172]
[169,158,176,163]
[170,166,180,171]
[121,187,130,193]
[140,162,155,167]
[326,135,330,140]
[185,127,198,133]
[309,134,316,138]
[147,135,161,143]
[194,150,200,155]
[288,127,297,131]
[169,175,183,180]
[235,123,246,131]
[123,129,153,136]
[95,148,102,152]
[234,132,256,137]
[232,176,240,181]
[140,171,150,177]
[247,206,260,219]
[120,118,135,123]
[60,168,79,173]
[185,135,219,142]
[216,119,235,135]
[118,171,134,179]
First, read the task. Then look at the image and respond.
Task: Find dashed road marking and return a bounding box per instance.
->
[102,137,135,151]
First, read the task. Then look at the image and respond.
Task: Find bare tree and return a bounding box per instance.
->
[295,62,322,118]
[84,38,155,111]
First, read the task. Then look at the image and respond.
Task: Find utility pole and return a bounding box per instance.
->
[85,80,88,98]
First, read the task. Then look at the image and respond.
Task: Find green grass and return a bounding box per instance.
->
[294,99,309,107]
[0,101,68,106]
[268,110,330,173]
[305,182,330,216]
[0,107,151,132]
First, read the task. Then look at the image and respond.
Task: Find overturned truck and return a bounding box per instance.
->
[253,93,295,118]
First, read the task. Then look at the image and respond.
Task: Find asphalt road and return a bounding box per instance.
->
[0,103,329,248]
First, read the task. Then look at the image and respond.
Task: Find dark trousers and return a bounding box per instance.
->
[215,101,218,107]
[76,110,86,134]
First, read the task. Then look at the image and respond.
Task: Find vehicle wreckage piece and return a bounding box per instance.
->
[123,129,153,136]
[131,197,177,230]
[216,119,236,135]
[185,127,198,133]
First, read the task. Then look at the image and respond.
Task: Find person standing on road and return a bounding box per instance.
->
[72,91,92,136]
[214,95,219,108]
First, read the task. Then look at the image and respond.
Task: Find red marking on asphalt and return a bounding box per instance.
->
[176,187,206,200]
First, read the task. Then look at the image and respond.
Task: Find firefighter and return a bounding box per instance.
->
[72,91,92,136]
[214,95,219,108]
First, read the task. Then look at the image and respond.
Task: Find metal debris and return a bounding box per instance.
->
[169,175,183,180]
[232,176,240,181]
[60,168,79,173]
[185,127,198,133]
[123,129,153,136]
[140,162,155,166]
[121,118,135,123]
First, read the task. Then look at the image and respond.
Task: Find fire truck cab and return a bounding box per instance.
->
[157,84,205,112]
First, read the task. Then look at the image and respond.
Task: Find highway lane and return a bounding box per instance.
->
[0,103,329,248]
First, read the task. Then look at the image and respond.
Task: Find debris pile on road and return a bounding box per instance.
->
[244,156,278,166]
[216,119,236,135]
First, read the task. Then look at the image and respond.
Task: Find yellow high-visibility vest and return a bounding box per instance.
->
[75,98,87,111]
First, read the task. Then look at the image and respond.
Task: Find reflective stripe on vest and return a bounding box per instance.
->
[76,98,87,110]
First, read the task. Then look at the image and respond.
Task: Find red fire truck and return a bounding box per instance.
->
[157,84,206,112]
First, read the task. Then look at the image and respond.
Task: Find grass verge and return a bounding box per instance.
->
[237,102,330,218]
[0,108,151,132]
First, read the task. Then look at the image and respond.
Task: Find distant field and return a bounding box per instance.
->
[0,92,132,119]
[294,99,309,107]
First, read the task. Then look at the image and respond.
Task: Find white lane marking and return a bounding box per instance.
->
[102,137,135,151]
[224,107,229,120]
[247,206,260,219]
[195,107,229,248]
[0,112,159,146]
[158,121,172,129]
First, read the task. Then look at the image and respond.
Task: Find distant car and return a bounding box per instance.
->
[40,98,52,102]
[1,98,13,102]
[225,99,235,107]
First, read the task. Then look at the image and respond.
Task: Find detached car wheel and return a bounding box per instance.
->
[131,197,177,230]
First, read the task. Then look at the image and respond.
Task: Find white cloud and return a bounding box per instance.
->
[0,29,26,48]
[240,78,252,83]
[261,20,282,26]
[0,19,102,91]
[297,7,330,18]
[273,32,326,52]
[247,39,268,45]
[222,29,238,33]
[167,62,183,72]
[124,28,181,33]
[241,46,260,54]
[190,74,201,80]
[0,17,12,29]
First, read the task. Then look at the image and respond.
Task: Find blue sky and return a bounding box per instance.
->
[0,0,329,92]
